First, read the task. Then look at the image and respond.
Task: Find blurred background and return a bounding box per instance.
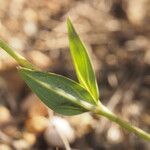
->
[0,0,150,149]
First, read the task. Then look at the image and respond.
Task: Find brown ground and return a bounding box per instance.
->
[0,0,150,150]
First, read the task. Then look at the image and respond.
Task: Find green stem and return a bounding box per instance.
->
[1,39,150,141]
[0,39,36,70]
[93,104,150,141]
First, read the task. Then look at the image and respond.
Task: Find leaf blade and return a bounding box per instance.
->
[67,18,99,102]
[18,67,96,116]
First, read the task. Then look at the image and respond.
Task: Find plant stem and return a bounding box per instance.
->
[0,39,36,70]
[93,104,150,141]
[1,39,150,142]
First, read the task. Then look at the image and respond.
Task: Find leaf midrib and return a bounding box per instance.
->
[22,71,94,111]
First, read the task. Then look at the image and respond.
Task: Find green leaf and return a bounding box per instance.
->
[67,18,99,102]
[18,67,96,116]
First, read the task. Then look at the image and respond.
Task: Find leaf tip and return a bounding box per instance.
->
[67,17,77,38]
[67,16,71,27]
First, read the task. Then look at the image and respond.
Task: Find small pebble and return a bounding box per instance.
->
[22,93,49,117]
[0,105,11,124]
[107,125,123,143]
[0,144,11,150]
[44,116,75,147]
[13,139,30,150]
[25,116,48,134]
[23,21,38,36]
[23,132,36,145]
